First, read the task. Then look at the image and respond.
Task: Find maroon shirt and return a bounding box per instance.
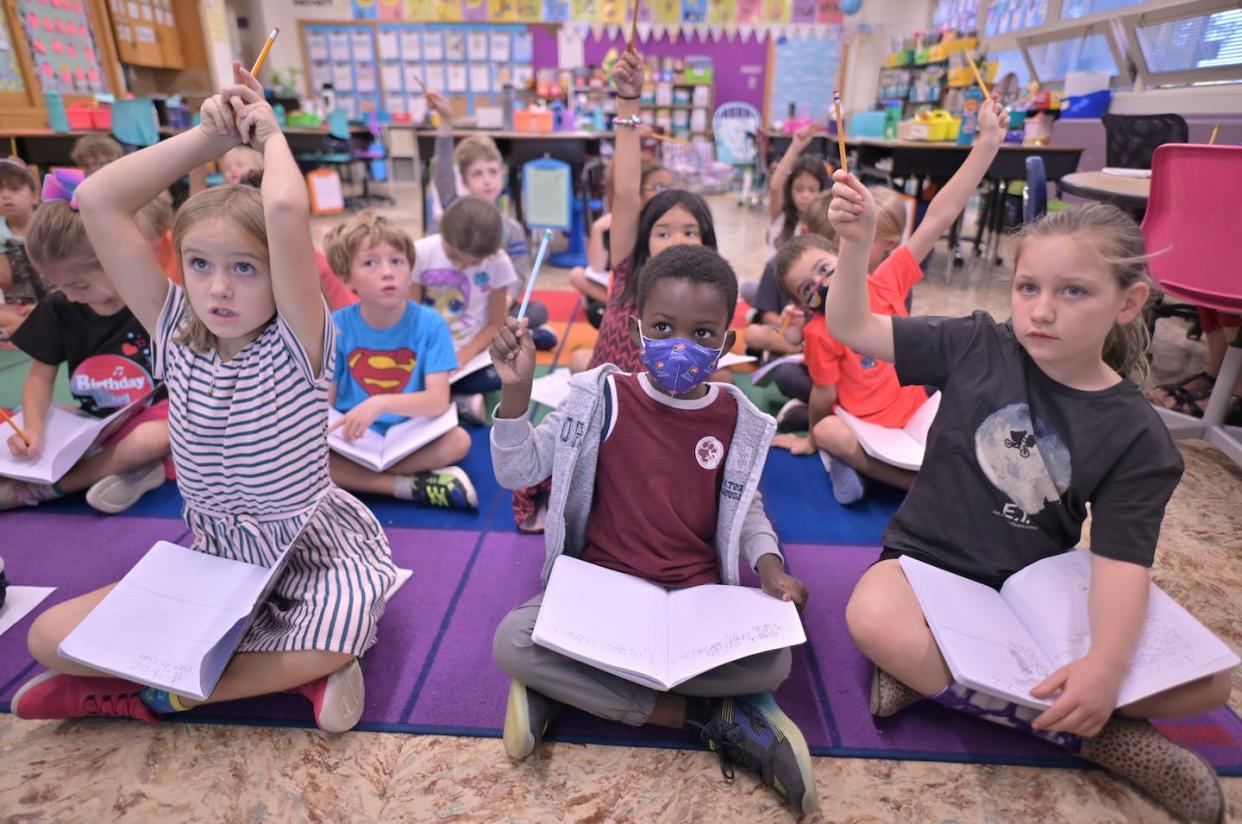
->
[579,371,738,588]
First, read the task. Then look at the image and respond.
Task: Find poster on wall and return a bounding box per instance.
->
[763,0,791,24]
[681,0,707,24]
[736,0,762,24]
[708,0,735,25]
[790,0,816,23]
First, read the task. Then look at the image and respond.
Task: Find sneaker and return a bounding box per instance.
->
[409,466,478,510]
[291,658,366,733]
[775,399,809,433]
[1079,718,1225,824]
[697,693,817,815]
[85,460,165,514]
[11,671,159,724]
[0,478,50,511]
[530,327,558,351]
[502,679,563,761]
[454,393,487,426]
[824,452,865,505]
[869,665,924,718]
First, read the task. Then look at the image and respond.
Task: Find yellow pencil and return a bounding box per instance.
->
[411,74,427,94]
[1209,124,1219,145]
[250,28,279,76]
[833,89,848,176]
[0,407,30,448]
[651,132,693,145]
[964,51,990,99]
[8,137,16,158]
[628,0,641,52]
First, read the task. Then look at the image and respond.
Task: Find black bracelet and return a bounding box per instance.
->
[616,92,641,100]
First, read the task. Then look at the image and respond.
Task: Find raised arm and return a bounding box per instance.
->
[77,92,242,333]
[608,49,645,267]
[768,125,816,221]
[230,66,325,372]
[905,98,1004,263]
[427,91,459,210]
[824,170,894,363]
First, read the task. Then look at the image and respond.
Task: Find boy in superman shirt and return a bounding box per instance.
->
[324,211,476,509]
[772,95,1005,504]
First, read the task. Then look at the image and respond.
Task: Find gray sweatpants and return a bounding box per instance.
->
[492,592,793,726]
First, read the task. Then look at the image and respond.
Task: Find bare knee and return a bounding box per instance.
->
[568,349,593,375]
[443,426,471,464]
[844,584,887,653]
[813,415,854,455]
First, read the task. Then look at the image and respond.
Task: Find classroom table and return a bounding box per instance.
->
[2,125,373,168]
[1060,170,1150,211]
[765,133,1083,263]
[399,128,613,226]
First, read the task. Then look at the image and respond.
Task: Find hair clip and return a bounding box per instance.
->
[41,168,86,211]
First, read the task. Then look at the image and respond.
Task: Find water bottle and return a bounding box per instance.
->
[957,87,983,146]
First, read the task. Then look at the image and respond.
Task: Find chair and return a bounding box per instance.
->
[295,109,358,208]
[1022,156,1047,224]
[351,112,395,207]
[1101,113,1188,170]
[1141,143,1242,467]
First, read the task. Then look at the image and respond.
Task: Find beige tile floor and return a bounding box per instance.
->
[2,190,1239,823]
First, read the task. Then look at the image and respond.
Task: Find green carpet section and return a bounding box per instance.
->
[0,349,74,410]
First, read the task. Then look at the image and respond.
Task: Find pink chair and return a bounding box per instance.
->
[1142,143,1242,466]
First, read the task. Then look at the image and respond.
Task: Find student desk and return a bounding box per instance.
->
[399,128,613,227]
[1060,170,1150,212]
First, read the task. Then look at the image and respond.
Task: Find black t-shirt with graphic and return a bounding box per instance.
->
[885,311,1184,588]
[11,293,157,417]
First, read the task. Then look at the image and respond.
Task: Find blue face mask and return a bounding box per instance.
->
[636,321,725,395]
[805,275,831,313]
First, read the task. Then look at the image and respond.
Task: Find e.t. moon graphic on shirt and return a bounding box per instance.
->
[974,402,1071,515]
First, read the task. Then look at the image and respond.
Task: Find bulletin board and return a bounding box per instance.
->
[304,24,381,120]
[303,21,533,120]
[767,33,841,126]
[106,0,183,69]
[15,0,109,96]
[377,23,532,118]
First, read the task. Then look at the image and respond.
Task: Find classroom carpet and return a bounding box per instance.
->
[2,443,1240,776]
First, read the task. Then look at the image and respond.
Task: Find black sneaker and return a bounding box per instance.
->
[696,693,817,814]
[775,399,809,433]
[409,467,478,510]
[502,679,563,761]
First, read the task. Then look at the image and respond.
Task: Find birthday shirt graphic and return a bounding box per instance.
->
[347,347,417,395]
[70,332,155,415]
[974,402,1072,528]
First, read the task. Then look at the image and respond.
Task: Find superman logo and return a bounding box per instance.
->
[348,347,417,394]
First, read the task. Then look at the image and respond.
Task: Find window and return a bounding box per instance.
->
[990,47,1032,88]
[1060,0,1139,19]
[933,0,980,32]
[1026,32,1119,82]
[1134,9,1242,73]
[984,0,1049,36]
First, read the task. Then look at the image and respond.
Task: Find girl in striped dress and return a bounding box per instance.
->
[12,65,396,733]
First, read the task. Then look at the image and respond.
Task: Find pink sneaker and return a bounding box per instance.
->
[10,671,159,724]
[290,659,365,733]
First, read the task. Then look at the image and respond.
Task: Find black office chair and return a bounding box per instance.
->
[1023,156,1048,224]
[1100,113,1188,170]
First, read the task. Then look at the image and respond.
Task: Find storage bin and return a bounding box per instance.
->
[514,109,554,133]
[1060,89,1111,119]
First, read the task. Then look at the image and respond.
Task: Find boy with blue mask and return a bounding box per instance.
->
[487,244,817,815]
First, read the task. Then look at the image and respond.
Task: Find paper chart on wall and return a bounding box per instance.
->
[489,31,510,61]
[425,64,446,93]
[467,31,489,60]
[400,31,422,59]
[422,31,444,60]
[469,64,491,93]
[378,30,399,59]
[446,63,468,93]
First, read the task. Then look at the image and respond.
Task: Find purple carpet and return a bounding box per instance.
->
[2,509,1240,775]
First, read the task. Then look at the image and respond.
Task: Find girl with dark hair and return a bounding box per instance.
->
[766,126,832,252]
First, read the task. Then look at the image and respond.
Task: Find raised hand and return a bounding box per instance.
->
[827,169,877,246]
[613,48,644,100]
[490,316,536,388]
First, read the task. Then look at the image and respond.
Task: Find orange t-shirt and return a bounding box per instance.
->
[803,245,929,428]
[155,230,181,284]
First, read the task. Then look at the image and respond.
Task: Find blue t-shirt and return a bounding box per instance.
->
[332,301,458,433]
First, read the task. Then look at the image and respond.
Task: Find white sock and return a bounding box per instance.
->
[393,476,414,500]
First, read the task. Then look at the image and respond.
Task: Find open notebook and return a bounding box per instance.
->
[532,556,805,691]
[833,391,941,471]
[0,401,150,484]
[328,406,458,472]
[901,552,1239,710]
[749,353,805,389]
[58,540,414,700]
[528,353,758,410]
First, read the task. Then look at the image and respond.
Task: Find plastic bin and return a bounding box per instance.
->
[65,104,94,129]
[850,111,887,139]
[515,109,554,133]
[90,105,112,129]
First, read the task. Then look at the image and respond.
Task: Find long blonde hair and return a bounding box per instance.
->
[171,185,269,352]
[1014,203,1155,385]
[870,186,908,246]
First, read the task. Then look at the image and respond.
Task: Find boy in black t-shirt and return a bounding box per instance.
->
[1,193,171,514]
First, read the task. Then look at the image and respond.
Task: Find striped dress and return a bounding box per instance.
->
[154,284,396,656]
